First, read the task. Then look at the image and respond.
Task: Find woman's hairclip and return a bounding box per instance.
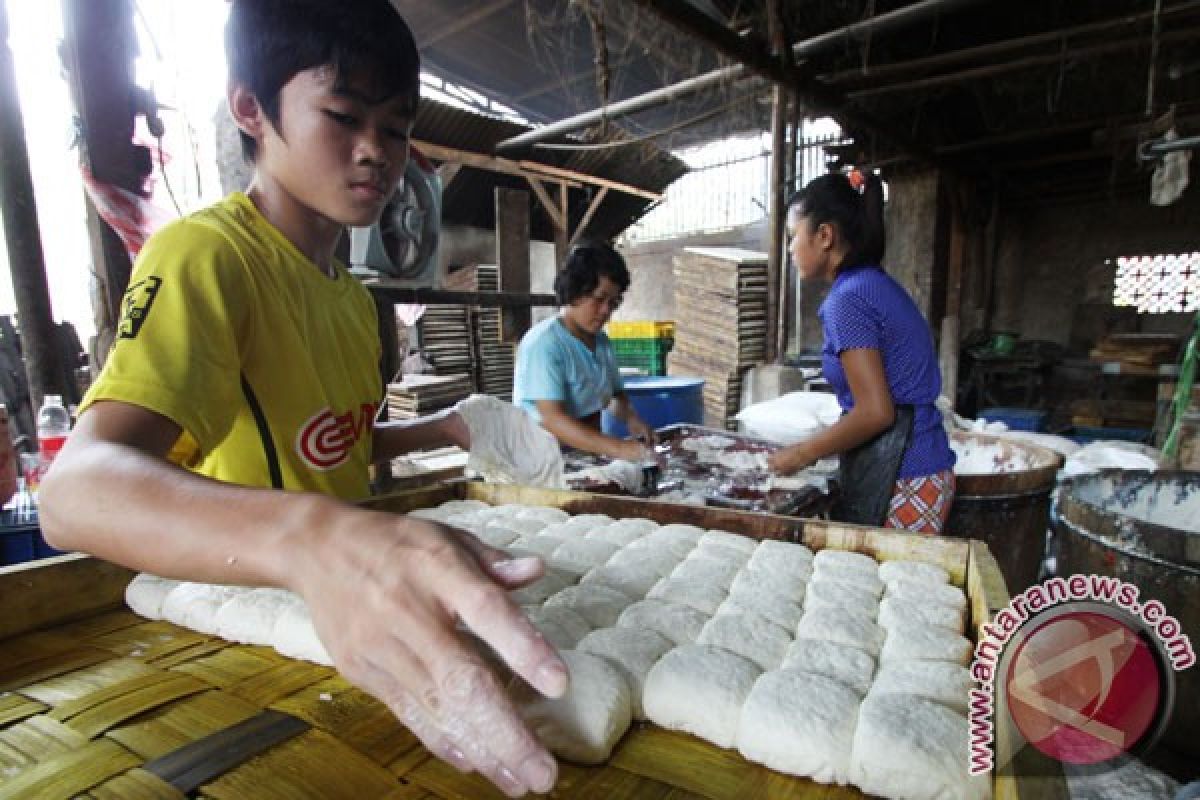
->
[847,168,867,193]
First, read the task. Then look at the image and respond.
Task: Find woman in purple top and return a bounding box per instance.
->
[767,172,956,533]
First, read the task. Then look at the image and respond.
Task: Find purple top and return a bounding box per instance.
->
[818,265,956,479]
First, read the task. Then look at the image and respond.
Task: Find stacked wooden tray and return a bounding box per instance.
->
[471,265,516,402]
[385,373,472,419]
[0,484,1049,800]
[415,305,474,376]
[670,247,768,430]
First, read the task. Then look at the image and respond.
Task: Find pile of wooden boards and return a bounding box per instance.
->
[669,247,768,429]
[1089,333,1179,372]
[386,373,473,419]
[412,264,516,402]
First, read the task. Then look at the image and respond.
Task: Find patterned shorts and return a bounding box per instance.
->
[885,469,956,535]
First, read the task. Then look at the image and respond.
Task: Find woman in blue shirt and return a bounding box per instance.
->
[767,172,956,533]
[514,242,657,462]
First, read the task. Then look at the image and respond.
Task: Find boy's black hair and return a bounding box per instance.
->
[554,240,631,305]
[226,0,420,162]
[787,172,886,270]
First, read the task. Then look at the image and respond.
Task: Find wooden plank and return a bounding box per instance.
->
[518,160,662,202]
[0,554,133,640]
[495,187,531,342]
[570,186,609,248]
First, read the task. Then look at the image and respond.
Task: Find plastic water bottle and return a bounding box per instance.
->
[36,394,71,467]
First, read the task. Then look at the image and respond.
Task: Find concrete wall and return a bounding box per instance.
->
[883,170,944,321]
[997,188,1199,350]
[614,222,770,323]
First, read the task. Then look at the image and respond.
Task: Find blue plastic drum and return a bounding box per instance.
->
[601,376,705,438]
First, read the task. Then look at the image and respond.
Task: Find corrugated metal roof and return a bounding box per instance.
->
[413,97,687,242]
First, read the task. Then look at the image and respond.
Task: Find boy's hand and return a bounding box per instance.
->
[293,511,566,797]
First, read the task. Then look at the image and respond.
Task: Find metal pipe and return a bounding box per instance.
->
[498,0,981,153]
[497,63,756,152]
[1139,133,1200,161]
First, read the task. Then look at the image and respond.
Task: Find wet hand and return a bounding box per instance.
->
[294,511,567,797]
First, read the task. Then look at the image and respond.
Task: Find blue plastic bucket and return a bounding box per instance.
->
[602,376,705,438]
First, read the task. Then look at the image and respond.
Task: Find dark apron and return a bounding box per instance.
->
[832,404,915,527]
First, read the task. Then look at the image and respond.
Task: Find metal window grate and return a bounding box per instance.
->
[1112,252,1200,314]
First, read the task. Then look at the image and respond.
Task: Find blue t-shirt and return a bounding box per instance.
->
[818,265,955,479]
[514,315,624,422]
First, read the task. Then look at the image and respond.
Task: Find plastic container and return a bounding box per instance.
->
[602,376,705,438]
[978,407,1048,432]
[607,320,675,339]
[0,509,56,567]
[36,394,71,466]
[1065,425,1152,445]
[612,337,673,377]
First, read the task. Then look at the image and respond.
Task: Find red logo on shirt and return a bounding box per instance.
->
[296,403,378,470]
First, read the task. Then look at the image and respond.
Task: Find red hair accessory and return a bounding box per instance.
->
[847,169,866,192]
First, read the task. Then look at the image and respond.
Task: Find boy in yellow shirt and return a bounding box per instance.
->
[40,1,564,795]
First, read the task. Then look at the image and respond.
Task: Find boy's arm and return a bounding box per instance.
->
[39,400,567,796]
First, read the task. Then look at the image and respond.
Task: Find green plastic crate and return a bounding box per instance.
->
[611,337,673,359]
[615,351,669,376]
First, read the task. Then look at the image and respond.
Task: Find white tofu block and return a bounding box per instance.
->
[880,620,973,666]
[805,578,881,620]
[524,604,592,650]
[271,597,332,665]
[510,534,565,559]
[730,568,805,605]
[516,506,570,525]
[781,638,876,695]
[626,531,695,560]
[577,626,673,719]
[545,585,634,628]
[886,578,968,613]
[647,576,727,615]
[616,599,708,645]
[569,514,615,528]
[581,561,661,599]
[737,669,862,784]
[878,559,950,586]
[550,537,620,574]
[696,611,790,671]
[669,555,740,589]
[812,563,884,597]
[125,573,181,620]
[214,587,295,646]
[437,499,489,515]
[812,549,879,575]
[699,529,758,555]
[504,517,550,536]
[477,520,522,548]
[508,568,577,606]
[716,591,803,632]
[746,540,814,581]
[160,582,242,635]
[515,650,632,765]
[643,645,761,748]
[607,545,683,577]
[589,518,659,547]
[850,692,991,800]
[795,607,885,657]
[869,660,974,715]
[878,596,965,635]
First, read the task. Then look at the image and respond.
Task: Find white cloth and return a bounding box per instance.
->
[455,394,564,488]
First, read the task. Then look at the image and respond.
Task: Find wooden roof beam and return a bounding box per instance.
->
[413,139,661,201]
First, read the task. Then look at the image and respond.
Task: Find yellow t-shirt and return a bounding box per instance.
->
[81,192,382,500]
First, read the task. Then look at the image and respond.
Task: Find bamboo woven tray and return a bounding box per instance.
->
[0,483,1066,800]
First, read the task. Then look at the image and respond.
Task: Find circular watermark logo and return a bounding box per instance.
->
[1004,603,1172,766]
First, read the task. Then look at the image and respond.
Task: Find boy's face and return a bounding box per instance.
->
[253,66,415,228]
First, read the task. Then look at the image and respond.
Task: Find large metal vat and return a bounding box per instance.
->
[946,432,1062,593]
[1053,469,1200,770]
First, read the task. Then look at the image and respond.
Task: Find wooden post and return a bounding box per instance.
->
[555,182,570,265]
[0,0,67,411]
[61,0,150,367]
[939,185,966,408]
[766,86,788,365]
[495,188,531,342]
